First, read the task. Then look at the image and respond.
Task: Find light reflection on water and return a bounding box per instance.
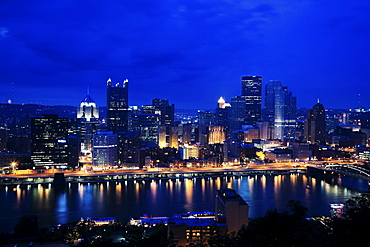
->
[0,174,368,232]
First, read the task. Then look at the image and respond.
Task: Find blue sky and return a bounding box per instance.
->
[0,1,369,110]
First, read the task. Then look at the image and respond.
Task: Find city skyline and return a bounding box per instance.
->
[1,1,370,110]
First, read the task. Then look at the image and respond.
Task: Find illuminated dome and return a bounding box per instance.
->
[218,96,225,104]
[217,96,230,109]
[77,93,99,121]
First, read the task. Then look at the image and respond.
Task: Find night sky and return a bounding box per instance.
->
[1,1,369,110]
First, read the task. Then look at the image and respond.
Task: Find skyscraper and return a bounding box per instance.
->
[241,76,262,125]
[92,131,118,168]
[77,93,99,153]
[215,97,231,128]
[264,80,296,141]
[263,80,281,122]
[152,98,175,126]
[131,109,160,144]
[106,78,129,133]
[152,98,175,147]
[31,114,71,168]
[229,96,246,131]
[304,101,327,144]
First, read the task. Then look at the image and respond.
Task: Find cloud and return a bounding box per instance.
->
[0,1,369,109]
[0,27,9,39]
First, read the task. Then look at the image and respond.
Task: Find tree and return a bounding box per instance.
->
[330,193,370,247]
[14,215,39,237]
[238,202,330,247]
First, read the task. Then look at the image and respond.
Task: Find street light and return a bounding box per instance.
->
[10,162,17,173]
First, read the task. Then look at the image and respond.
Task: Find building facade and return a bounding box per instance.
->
[241,76,262,125]
[106,78,129,133]
[304,101,327,144]
[77,94,99,153]
[31,114,70,168]
[92,131,118,169]
[264,80,297,141]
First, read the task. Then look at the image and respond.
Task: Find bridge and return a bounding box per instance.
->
[308,163,370,181]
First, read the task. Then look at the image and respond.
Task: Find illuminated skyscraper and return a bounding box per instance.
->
[77,93,99,152]
[241,76,262,125]
[152,98,175,147]
[106,78,129,133]
[264,80,296,141]
[264,80,281,122]
[77,94,99,121]
[208,125,226,144]
[215,97,231,136]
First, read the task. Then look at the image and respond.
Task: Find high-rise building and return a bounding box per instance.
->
[152,98,175,126]
[304,101,327,144]
[131,110,159,144]
[241,76,262,125]
[106,78,129,133]
[198,110,215,126]
[31,114,70,168]
[169,126,179,148]
[0,127,7,152]
[77,93,99,153]
[208,125,226,144]
[92,131,118,168]
[77,94,99,121]
[229,96,246,131]
[180,124,193,144]
[264,80,296,141]
[152,99,175,146]
[263,80,281,122]
[117,131,141,167]
[215,97,231,127]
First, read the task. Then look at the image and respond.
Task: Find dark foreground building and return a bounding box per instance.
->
[168,188,249,245]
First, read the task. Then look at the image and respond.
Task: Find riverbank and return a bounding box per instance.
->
[0,163,306,185]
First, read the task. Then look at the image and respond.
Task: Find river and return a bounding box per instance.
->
[1,173,368,233]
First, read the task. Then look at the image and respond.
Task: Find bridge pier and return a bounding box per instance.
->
[53,173,65,185]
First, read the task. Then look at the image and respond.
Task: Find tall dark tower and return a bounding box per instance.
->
[152,98,175,126]
[106,78,129,133]
[241,76,262,125]
[31,114,70,168]
[304,101,327,144]
[229,96,246,131]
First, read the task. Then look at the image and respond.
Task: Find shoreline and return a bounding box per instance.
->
[0,164,306,185]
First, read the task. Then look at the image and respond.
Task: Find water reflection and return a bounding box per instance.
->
[150,180,157,203]
[0,174,368,233]
[184,179,193,212]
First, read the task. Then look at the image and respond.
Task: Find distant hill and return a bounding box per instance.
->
[0,103,77,121]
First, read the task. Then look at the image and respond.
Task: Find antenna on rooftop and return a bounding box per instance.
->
[358,93,361,107]
[8,82,14,104]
